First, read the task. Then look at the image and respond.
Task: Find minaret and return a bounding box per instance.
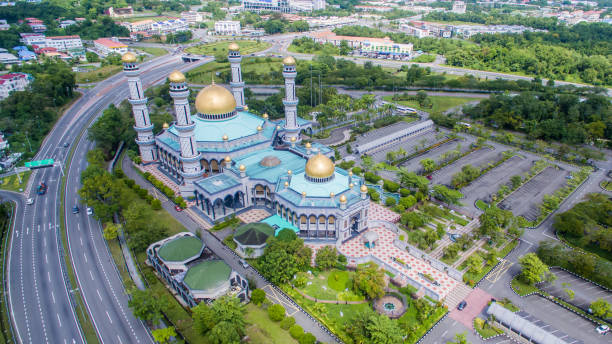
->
[228,42,245,110]
[168,70,203,195]
[282,56,300,144]
[123,52,156,163]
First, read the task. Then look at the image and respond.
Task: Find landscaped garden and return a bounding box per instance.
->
[185,40,271,56]
[383,95,475,113]
[186,57,283,84]
[293,269,365,302]
[473,317,504,339]
[0,171,31,192]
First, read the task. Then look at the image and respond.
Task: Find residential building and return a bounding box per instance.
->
[214,21,241,35]
[242,0,291,13]
[59,19,77,28]
[310,30,413,56]
[181,11,203,24]
[150,19,188,35]
[401,24,430,38]
[121,19,154,33]
[44,35,83,51]
[0,132,8,150]
[0,72,32,99]
[0,53,19,64]
[451,1,466,14]
[20,33,46,46]
[313,0,326,10]
[94,38,128,56]
[105,6,134,18]
[0,19,9,30]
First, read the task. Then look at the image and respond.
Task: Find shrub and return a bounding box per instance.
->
[280,316,295,330]
[268,304,286,321]
[289,324,304,339]
[367,188,380,202]
[385,197,396,206]
[383,180,400,192]
[151,199,162,210]
[251,289,266,305]
[399,188,411,197]
[364,172,381,184]
[399,195,416,208]
[299,333,316,344]
[352,167,362,175]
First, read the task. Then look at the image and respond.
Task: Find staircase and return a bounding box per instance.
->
[444,283,473,310]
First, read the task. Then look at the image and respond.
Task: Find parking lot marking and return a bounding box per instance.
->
[262,284,299,316]
[486,259,513,284]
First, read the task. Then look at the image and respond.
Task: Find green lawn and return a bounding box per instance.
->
[245,303,298,344]
[399,299,447,343]
[474,319,504,339]
[295,269,364,301]
[185,40,271,56]
[0,171,31,192]
[475,199,489,211]
[511,275,539,296]
[137,47,168,57]
[187,57,283,84]
[383,95,476,114]
[601,180,612,191]
[76,65,123,84]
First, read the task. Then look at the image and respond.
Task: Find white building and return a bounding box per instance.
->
[44,36,83,51]
[93,38,128,56]
[0,53,18,65]
[181,11,203,24]
[0,132,8,150]
[401,24,430,38]
[313,0,326,10]
[121,19,154,33]
[452,1,466,14]
[20,33,46,46]
[242,0,291,13]
[0,73,32,99]
[0,19,9,30]
[150,19,189,35]
[214,21,241,35]
[59,20,77,28]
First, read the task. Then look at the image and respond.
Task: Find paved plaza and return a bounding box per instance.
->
[448,288,493,329]
[237,209,271,224]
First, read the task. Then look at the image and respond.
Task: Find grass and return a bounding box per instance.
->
[76,65,123,84]
[398,299,447,343]
[474,318,504,339]
[186,57,283,84]
[185,40,271,56]
[0,203,14,343]
[511,275,539,296]
[295,269,364,301]
[245,303,298,344]
[497,300,519,312]
[137,47,168,57]
[600,180,612,191]
[475,199,489,211]
[0,171,31,192]
[383,95,475,114]
[107,237,136,290]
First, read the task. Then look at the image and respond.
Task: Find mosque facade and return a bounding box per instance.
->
[121,45,370,244]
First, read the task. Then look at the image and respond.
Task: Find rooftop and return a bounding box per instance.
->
[231,147,307,184]
[157,235,203,262]
[289,171,350,197]
[94,38,127,48]
[195,173,241,195]
[168,111,267,142]
[234,223,275,245]
[183,260,231,291]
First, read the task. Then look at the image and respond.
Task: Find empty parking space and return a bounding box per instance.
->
[498,166,569,221]
[398,136,477,172]
[538,268,612,311]
[432,147,502,186]
[371,131,443,163]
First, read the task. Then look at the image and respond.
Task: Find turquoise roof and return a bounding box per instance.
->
[168,111,270,142]
[229,147,307,183]
[158,136,180,151]
[277,117,311,128]
[291,142,333,157]
[289,172,349,197]
[195,174,241,194]
[261,214,299,235]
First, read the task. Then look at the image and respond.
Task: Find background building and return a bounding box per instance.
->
[94,38,128,56]
[214,21,241,35]
[0,72,32,99]
[242,0,291,13]
[105,6,134,18]
[451,1,466,14]
[181,11,203,24]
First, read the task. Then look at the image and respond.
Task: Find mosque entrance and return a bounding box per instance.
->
[350,213,361,235]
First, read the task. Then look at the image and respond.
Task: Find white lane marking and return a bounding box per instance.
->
[51,291,55,304]
[26,227,28,235]
[57,313,62,327]
[43,237,46,247]
[97,289,102,301]
[48,271,51,282]
[106,311,113,324]
[15,230,18,238]
[89,270,94,281]
[80,237,83,246]
[45,254,48,264]
[117,335,123,344]
[442,330,448,337]
[84,254,87,263]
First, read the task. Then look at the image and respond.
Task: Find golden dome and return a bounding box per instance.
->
[257,125,263,131]
[349,171,353,176]
[262,113,268,119]
[305,153,335,179]
[222,134,229,141]
[168,70,186,83]
[284,181,289,187]
[228,42,240,51]
[339,195,347,203]
[239,164,246,171]
[162,122,169,129]
[121,52,137,63]
[287,170,292,175]
[290,136,296,143]
[283,56,296,65]
[302,191,307,197]
[276,125,281,130]
[360,184,368,192]
[349,183,354,188]
[195,83,236,115]
[330,192,335,198]
[224,156,231,162]
[305,142,311,148]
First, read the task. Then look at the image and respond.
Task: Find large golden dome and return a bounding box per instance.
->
[121,52,137,63]
[168,70,186,83]
[228,42,240,51]
[283,56,296,66]
[195,83,236,115]
[305,153,335,179]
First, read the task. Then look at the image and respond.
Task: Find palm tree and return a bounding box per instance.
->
[245,247,254,258]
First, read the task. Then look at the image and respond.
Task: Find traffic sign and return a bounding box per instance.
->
[25,159,54,169]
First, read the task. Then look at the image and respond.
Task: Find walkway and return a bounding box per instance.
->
[448,288,493,329]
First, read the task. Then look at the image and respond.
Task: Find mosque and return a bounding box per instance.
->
[121,44,370,244]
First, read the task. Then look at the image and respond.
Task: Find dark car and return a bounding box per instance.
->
[457,301,467,310]
[426,175,433,180]
[72,206,79,214]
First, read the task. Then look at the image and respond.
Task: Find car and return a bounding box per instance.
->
[72,206,79,214]
[174,205,183,212]
[239,259,249,269]
[596,325,610,335]
[457,301,467,311]
[426,175,433,180]
[63,142,69,148]
[86,207,93,215]
[26,198,34,205]
[449,234,462,242]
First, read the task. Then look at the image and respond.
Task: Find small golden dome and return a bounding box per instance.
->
[360,184,368,192]
[305,153,335,179]
[228,42,240,51]
[162,122,169,129]
[257,125,263,131]
[287,170,292,175]
[262,113,268,119]
[224,156,231,162]
[305,142,311,148]
[290,136,296,143]
[121,52,137,63]
[284,181,289,187]
[302,191,307,197]
[244,105,248,110]
[283,56,296,65]
[168,70,186,83]
[239,164,245,171]
[222,134,229,141]
[195,83,236,115]
[339,195,347,203]
[349,171,353,176]
[276,125,281,130]
[330,192,335,198]
[349,183,354,188]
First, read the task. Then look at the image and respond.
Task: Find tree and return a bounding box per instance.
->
[192,296,246,341]
[299,332,316,344]
[258,238,300,284]
[128,289,165,325]
[419,158,435,173]
[268,304,286,321]
[397,168,429,192]
[518,253,554,285]
[251,288,266,305]
[466,253,483,274]
[353,263,385,299]
[432,185,463,205]
[590,298,611,318]
[103,223,119,241]
[79,170,126,222]
[315,245,338,270]
[447,332,468,344]
[152,327,176,344]
[88,104,133,158]
[366,314,403,344]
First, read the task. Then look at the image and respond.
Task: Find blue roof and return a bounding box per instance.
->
[229,147,307,184]
[168,111,269,142]
[261,214,299,235]
[291,142,333,158]
[288,172,350,197]
[195,174,241,194]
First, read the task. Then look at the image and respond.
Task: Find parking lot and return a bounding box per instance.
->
[498,166,570,221]
[538,268,612,313]
[371,131,444,163]
[461,155,534,212]
[398,135,477,172]
[431,147,504,186]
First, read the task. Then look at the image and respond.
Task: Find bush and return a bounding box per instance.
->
[352,167,362,175]
[289,324,304,339]
[364,172,381,184]
[298,333,316,344]
[399,188,411,197]
[268,304,286,321]
[151,199,162,210]
[383,180,400,192]
[399,195,416,208]
[385,197,396,206]
[251,289,266,305]
[367,188,380,202]
[280,316,295,330]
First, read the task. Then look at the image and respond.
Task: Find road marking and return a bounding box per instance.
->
[26,227,28,235]
[48,271,51,282]
[80,237,83,246]
[89,270,94,281]
[45,253,48,264]
[442,330,448,337]
[117,335,123,344]
[84,253,88,263]
[51,291,55,304]
[15,230,18,237]
[43,237,46,247]
[57,313,62,327]
[106,310,113,323]
[97,289,102,301]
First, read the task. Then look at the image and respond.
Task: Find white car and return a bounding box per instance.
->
[596,325,609,335]
[86,207,93,215]
[26,198,34,205]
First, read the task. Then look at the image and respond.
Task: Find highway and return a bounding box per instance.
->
[4,54,208,344]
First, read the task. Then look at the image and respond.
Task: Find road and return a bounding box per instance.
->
[3,54,205,344]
